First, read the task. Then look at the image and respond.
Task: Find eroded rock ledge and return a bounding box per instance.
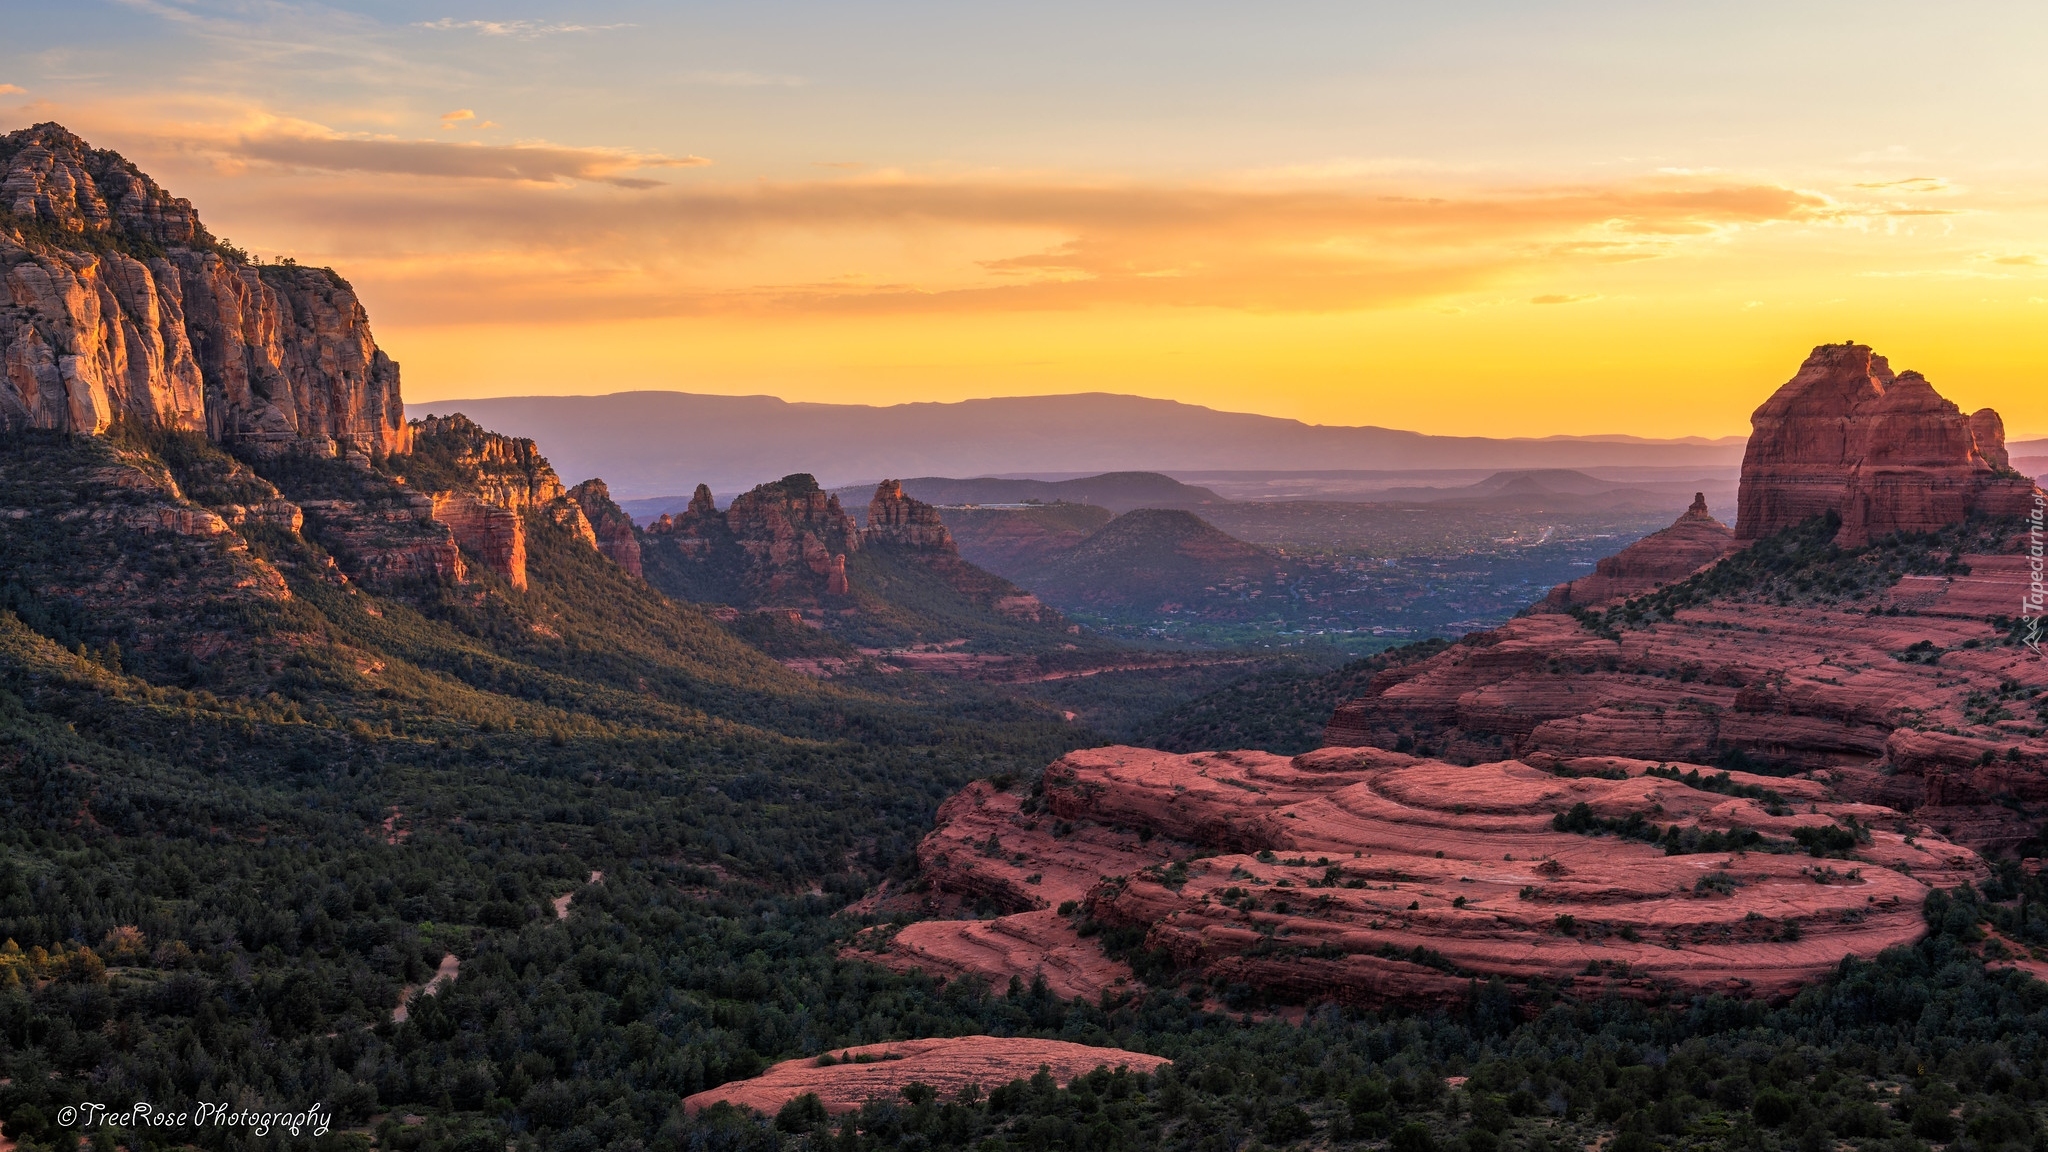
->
[870,746,1979,1008]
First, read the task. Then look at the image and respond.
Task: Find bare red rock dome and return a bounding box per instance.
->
[682,1037,1167,1116]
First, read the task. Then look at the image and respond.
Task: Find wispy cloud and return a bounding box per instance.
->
[0,84,24,96]
[224,132,709,186]
[1854,176,1953,193]
[1994,254,2042,267]
[230,173,1832,323]
[677,71,807,87]
[415,18,632,39]
[1530,294,1598,305]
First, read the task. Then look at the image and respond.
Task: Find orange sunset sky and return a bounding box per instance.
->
[7,1,2047,439]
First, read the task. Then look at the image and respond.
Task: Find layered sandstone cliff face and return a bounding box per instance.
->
[0,124,408,455]
[872,747,1978,1007]
[1736,343,2033,546]
[1539,494,1735,611]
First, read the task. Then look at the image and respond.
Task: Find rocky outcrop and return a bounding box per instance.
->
[0,124,408,455]
[683,1038,1168,1117]
[299,492,468,585]
[642,475,859,606]
[567,479,642,577]
[876,746,1979,1008]
[427,492,523,589]
[728,474,860,601]
[864,479,954,549]
[1736,343,2035,545]
[1323,548,2048,852]
[393,415,606,589]
[1540,494,1735,611]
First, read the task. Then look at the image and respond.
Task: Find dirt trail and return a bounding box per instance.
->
[392,953,459,1023]
[552,870,604,920]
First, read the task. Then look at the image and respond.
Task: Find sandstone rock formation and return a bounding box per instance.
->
[683,1037,1168,1117]
[1324,533,2048,851]
[1736,343,2034,545]
[873,746,1978,1007]
[642,474,859,606]
[865,479,954,549]
[1540,494,1736,611]
[567,479,643,577]
[640,478,1054,625]
[0,124,408,455]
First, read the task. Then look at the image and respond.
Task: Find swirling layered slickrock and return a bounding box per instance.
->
[875,747,1981,1008]
[861,780,1179,999]
[566,479,643,577]
[1736,343,2034,546]
[683,1037,1168,1116]
[1540,494,1736,611]
[0,124,407,455]
[1325,588,2048,851]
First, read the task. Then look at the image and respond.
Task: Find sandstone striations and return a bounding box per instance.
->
[874,746,1978,1007]
[0,124,407,455]
[1539,494,1735,611]
[683,1037,1168,1117]
[1736,343,2033,546]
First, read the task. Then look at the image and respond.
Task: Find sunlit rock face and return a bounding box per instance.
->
[1736,342,2032,546]
[0,123,408,455]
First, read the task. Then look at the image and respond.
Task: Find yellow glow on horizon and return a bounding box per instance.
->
[23,97,2048,442]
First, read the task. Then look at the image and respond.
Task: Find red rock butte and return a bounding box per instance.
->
[1736,342,2034,546]
[681,1037,1168,1116]
[1540,493,1736,611]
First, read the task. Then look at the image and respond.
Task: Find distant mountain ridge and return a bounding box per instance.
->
[409,391,1749,500]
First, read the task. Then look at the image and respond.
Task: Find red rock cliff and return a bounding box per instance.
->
[567,479,643,578]
[0,124,408,455]
[1736,343,2034,545]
